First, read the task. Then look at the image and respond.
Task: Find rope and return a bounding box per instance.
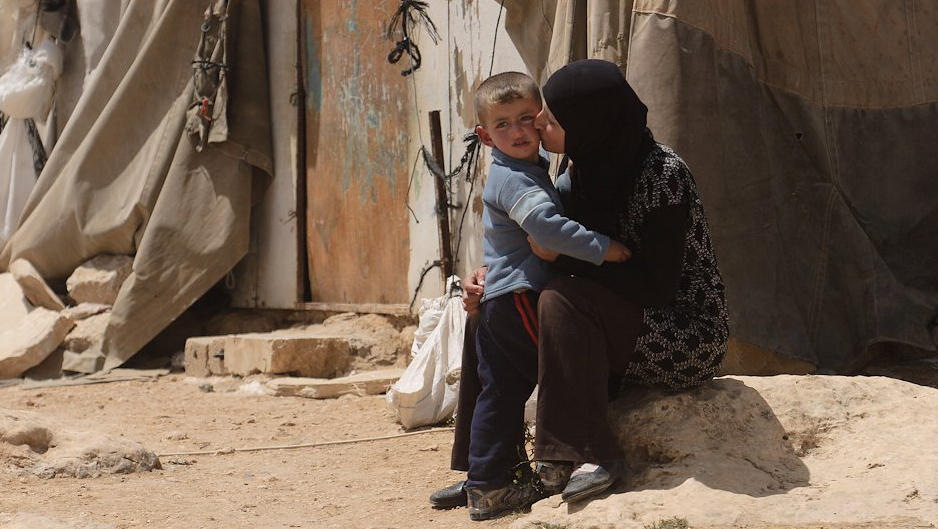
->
[386,0,439,76]
[157,427,455,458]
[489,0,506,76]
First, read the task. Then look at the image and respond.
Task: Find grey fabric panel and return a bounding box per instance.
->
[627,13,937,371]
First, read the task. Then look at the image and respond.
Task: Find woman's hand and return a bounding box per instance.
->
[604,240,632,262]
[528,236,560,262]
[462,266,487,316]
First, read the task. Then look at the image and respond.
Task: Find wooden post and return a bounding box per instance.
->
[428,110,454,284]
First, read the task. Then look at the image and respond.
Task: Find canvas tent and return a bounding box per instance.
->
[0,0,934,375]
[0,0,271,372]
[500,0,938,372]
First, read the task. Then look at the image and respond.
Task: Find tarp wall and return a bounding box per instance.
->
[503,0,938,371]
[0,0,272,372]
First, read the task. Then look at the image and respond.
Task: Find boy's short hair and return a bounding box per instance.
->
[474,71,541,124]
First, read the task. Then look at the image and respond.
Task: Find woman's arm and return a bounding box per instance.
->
[550,203,690,308]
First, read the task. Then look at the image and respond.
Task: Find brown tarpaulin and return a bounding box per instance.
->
[503,0,938,371]
[0,0,272,372]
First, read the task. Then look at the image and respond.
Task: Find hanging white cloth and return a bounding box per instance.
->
[0,119,36,249]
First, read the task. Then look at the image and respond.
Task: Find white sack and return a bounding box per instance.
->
[387,276,466,429]
[0,37,63,120]
[0,119,36,249]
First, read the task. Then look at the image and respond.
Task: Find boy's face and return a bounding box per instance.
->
[534,103,565,154]
[476,97,541,163]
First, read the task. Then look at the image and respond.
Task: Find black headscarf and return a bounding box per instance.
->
[542,59,654,233]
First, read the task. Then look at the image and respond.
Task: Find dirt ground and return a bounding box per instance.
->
[0,374,929,529]
[0,374,486,529]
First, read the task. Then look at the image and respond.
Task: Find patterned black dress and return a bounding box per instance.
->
[618,143,729,390]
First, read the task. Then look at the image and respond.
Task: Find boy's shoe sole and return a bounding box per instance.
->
[429,480,467,509]
[467,482,539,521]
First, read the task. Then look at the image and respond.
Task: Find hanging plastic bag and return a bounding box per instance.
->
[0,36,63,120]
[0,119,36,249]
[387,276,466,429]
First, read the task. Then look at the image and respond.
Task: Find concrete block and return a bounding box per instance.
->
[184,336,228,377]
[63,312,110,354]
[0,273,32,333]
[9,259,65,311]
[224,331,351,378]
[66,254,133,305]
[0,309,75,379]
[268,368,404,398]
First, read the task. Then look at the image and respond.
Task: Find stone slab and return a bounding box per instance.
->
[63,312,110,354]
[0,308,75,379]
[183,336,229,377]
[267,368,404,399]
[62,303,111,322]
[65,254,133,305]
[223,331,352,378]
[0,272,32,333]
[9,259,66,311]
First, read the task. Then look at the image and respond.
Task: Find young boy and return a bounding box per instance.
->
[465,71,629,521]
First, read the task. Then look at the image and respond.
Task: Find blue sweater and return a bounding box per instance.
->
[481,148,610,302]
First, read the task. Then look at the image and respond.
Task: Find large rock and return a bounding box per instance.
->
[63,312,110,354]
[0,407,161,478]
[9,259,66,311]
[517,375,938,529]
[0,272,32,333]
[65,254,133,305]
[224,330,351,378]
[0,308,74,379]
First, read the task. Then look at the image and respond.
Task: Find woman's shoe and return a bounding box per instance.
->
[466,480,539,521]
[560,463,619,503]
[429,480,467,509]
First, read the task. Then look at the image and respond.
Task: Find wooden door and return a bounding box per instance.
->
[302,0,411,304]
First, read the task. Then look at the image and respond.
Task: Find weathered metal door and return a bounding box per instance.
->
[302,0,411,304]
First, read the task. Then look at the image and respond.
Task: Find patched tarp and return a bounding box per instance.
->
[0,0,272,372]
[502,0,938,372]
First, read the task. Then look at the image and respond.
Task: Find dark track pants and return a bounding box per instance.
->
[465,290,540,489]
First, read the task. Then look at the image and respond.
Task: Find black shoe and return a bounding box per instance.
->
[466,481,539,521]
[429,480,467,509]
[535,461,572,496]
[560,463,620,503]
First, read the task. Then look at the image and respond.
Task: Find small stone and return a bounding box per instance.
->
[198,383,214,393]
[63,312,110,354]
[66,254,133,305]
[165,431,188,441]
[0,273,31,334]
[0,308,75,379]
[9,259,65,311]
[62,303,111,321]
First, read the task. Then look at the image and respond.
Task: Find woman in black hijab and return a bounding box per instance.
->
[431,59,728,513]
[530,58,729,502]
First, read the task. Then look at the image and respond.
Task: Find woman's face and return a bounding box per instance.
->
[534,104,565,154]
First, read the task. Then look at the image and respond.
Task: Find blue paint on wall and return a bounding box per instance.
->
[305,17,322,111]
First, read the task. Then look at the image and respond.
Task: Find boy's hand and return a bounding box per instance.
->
[462,266,487,316]
[604,240,632,262]
[528,236,560,262]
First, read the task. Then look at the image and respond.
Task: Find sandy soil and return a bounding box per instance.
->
[0,374,931,529]
[0,375,488,529]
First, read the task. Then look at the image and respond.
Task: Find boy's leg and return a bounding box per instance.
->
[467,291,540,490]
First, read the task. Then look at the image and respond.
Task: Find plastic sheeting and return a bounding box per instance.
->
[501,0,938,371]
[0,0,272,372]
